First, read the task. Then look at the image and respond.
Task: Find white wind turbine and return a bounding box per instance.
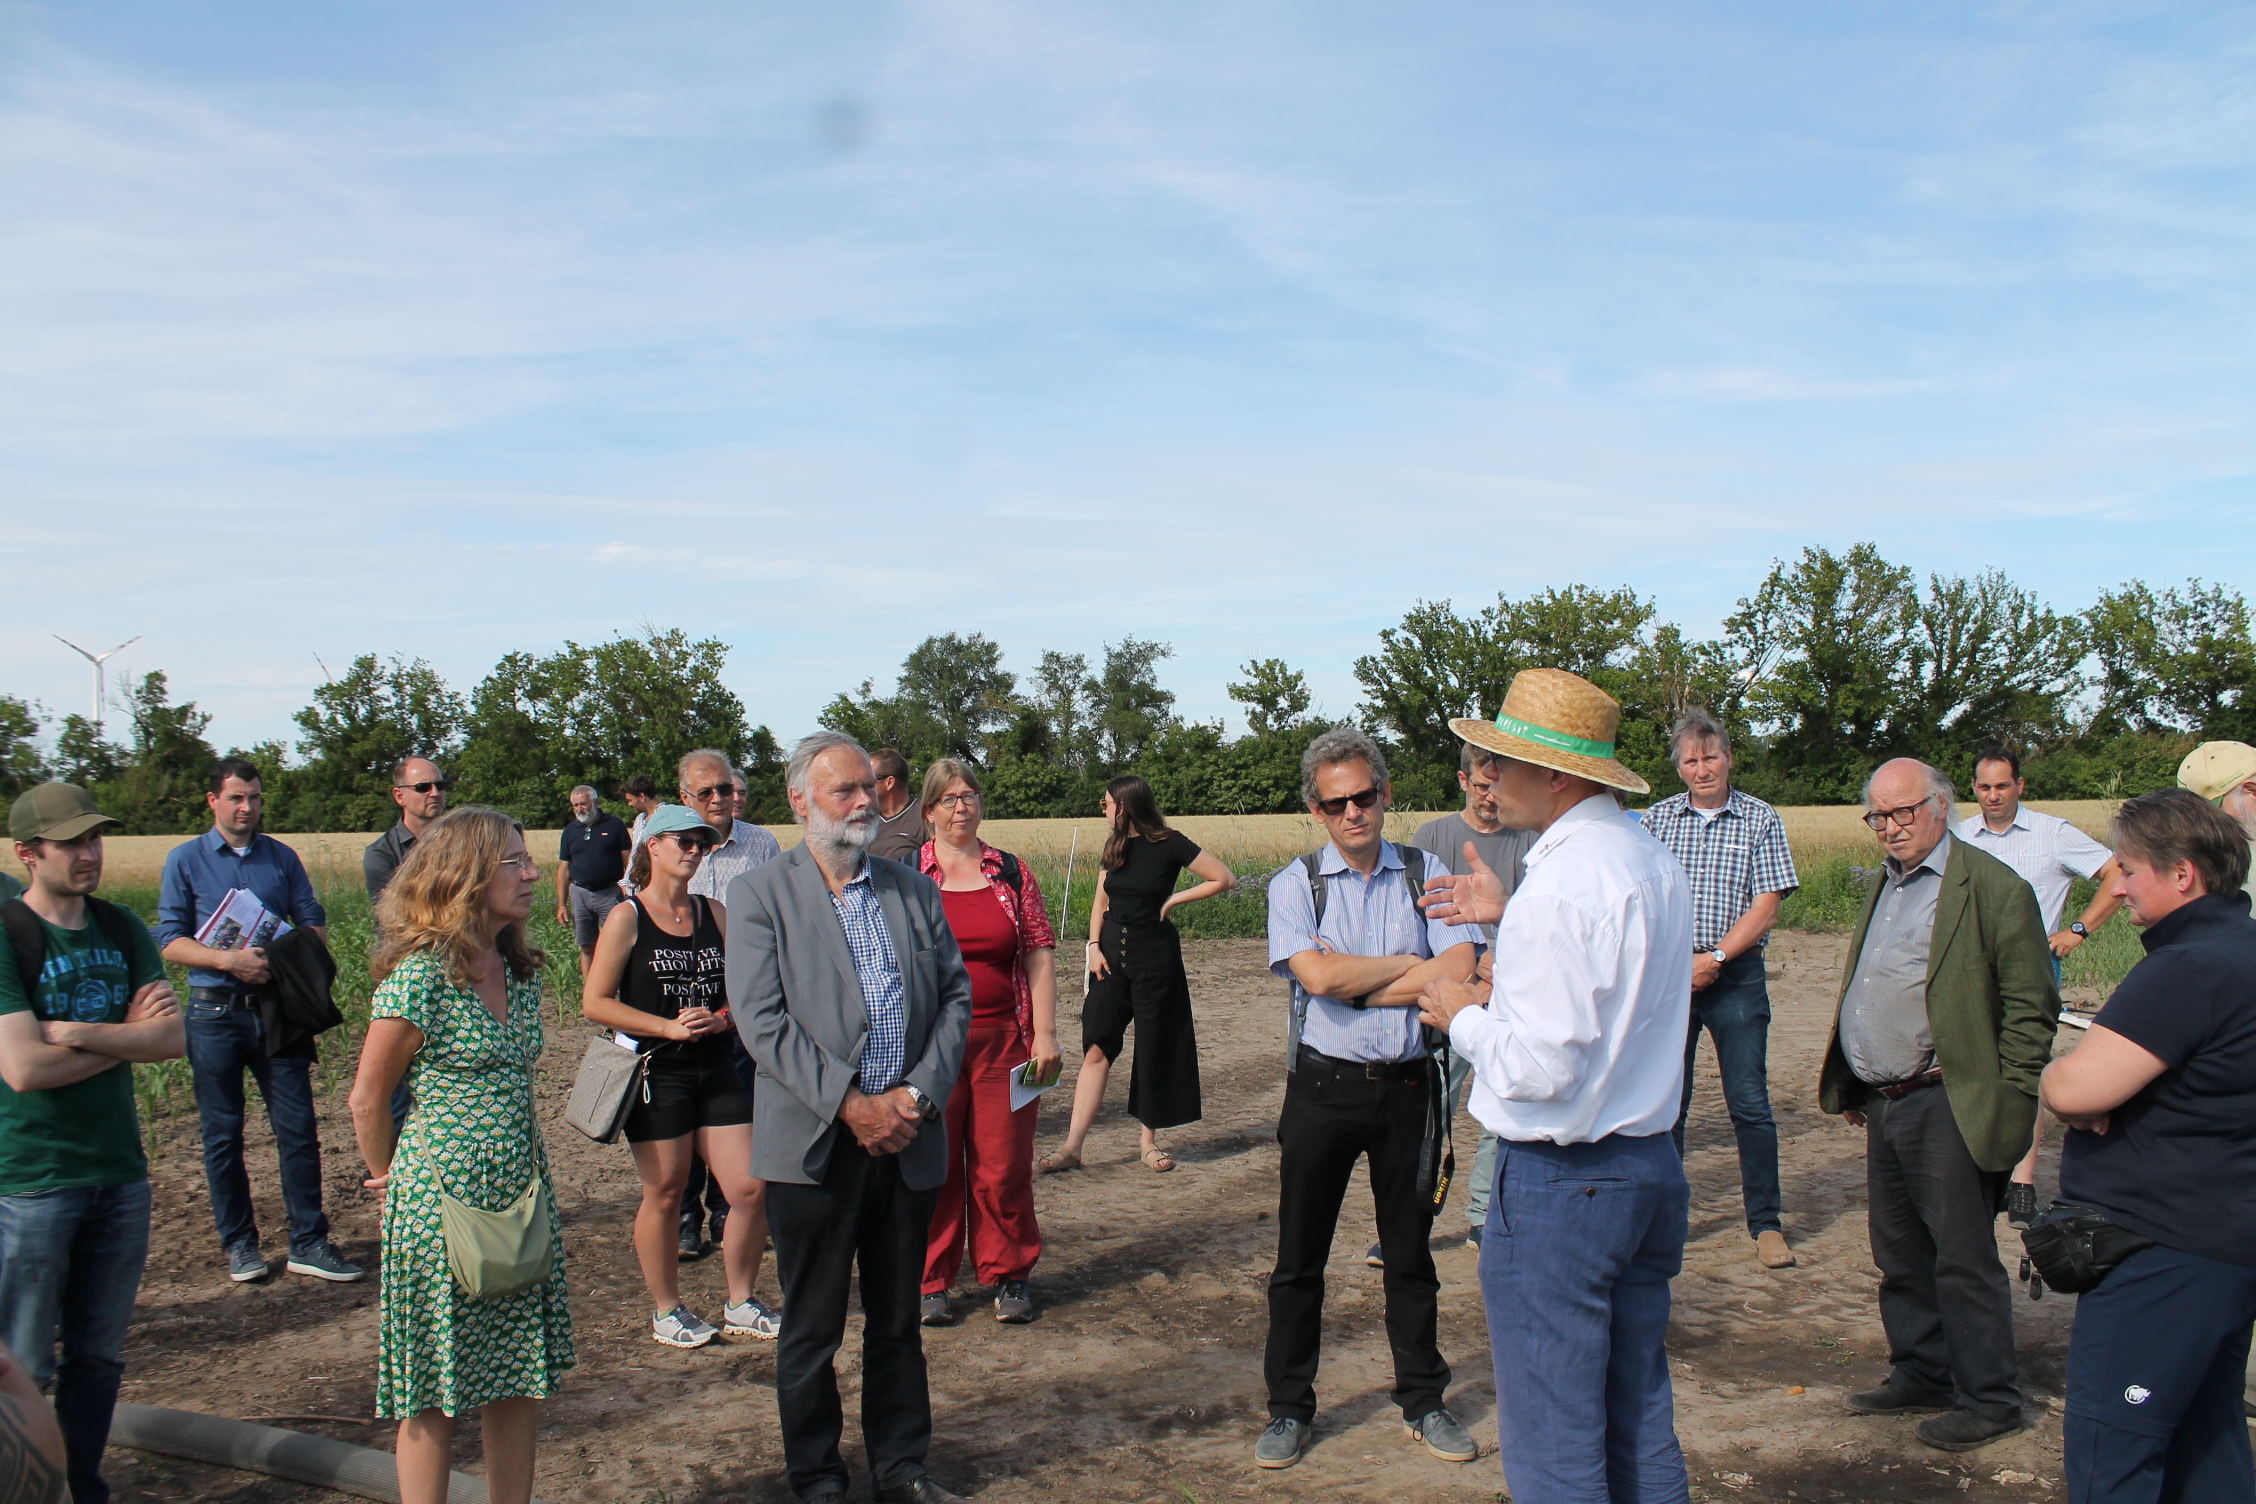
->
[53,635,141,734]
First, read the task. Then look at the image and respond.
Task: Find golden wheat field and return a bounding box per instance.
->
[10,801,2124,890]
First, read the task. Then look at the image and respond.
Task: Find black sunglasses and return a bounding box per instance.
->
[395,780,451,794]
[1314,786,1381,817]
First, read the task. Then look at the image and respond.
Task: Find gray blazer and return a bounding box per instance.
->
[725,845,973,1190]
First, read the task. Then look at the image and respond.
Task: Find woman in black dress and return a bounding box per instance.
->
[1039,776,1235,1172]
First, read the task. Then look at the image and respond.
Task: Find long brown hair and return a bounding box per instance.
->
[372,807,548,986]
[1099,775,1174,870]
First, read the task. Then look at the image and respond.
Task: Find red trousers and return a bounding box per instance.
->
[922,1022,1042,1292]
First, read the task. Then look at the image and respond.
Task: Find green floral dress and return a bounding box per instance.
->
[372,951,574,1418]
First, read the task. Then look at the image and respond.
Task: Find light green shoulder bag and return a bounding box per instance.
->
[439,1177,554,1300]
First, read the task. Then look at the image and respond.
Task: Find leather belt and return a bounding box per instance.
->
[1296,1045,1429,1083]
[189,987,260,1008]
[1871,1067,1944,1101]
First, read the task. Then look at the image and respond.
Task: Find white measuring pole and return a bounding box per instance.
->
[1061,826,1080,947]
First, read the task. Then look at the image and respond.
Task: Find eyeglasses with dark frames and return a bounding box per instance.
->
[932,791,982,811]
[395,780,451,793]
[1314,786,1381,818]
[1862,798,1938,831]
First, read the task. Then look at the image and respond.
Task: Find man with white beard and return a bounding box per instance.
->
[726,733,973,1504]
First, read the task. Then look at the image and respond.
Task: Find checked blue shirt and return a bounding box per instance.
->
[830,864,908,1093]
[1641,787,1799,952]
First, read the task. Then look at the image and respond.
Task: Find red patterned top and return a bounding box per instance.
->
[912,840,1056,1043]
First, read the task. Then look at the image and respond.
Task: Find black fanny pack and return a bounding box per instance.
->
[2020,1202,2156,1296]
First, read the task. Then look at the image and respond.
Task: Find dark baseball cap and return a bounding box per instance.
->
[9,783,122,843]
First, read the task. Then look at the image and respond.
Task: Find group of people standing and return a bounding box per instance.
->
[3,687,2255,1504]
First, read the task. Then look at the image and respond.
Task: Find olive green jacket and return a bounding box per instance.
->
[1818,835,2061,1173]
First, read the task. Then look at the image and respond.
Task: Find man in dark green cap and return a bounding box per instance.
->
[0,782,185,1504]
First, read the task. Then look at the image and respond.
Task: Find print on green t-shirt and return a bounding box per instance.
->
[0,904,166,1194]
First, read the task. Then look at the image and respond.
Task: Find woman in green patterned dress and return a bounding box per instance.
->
[348,809,573,1504]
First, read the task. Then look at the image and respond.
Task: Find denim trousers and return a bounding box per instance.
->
[185,1002,329,1255]
[0,1179,152,1504]
[1670,951,1782,1237]
[2064,1243,2256,1504]
[1483,1133,1690,1504]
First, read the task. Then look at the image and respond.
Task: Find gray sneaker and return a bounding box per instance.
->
[919,1292,955,1328]
[286,1240,366,1283]
[1254,1416,1311,1469]
[993,1279,1034,1324]
[652,1305,718,1348]
[227,1243,269,1283]
[1407,1407,1477,1463]
[722,1295,782,1340]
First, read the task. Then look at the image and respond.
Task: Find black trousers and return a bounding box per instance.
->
[1263,1055,1449,1426]
[1865,1083,2023,1423]
[767,1144,941,1498]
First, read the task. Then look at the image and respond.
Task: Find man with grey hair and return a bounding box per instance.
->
[726,732,972,1504]
[1255,725,1481,1470]
[680,748,782,903]
[1641,710,1800,1270]
[556,783,633,970]
[1819,757,2057,1453]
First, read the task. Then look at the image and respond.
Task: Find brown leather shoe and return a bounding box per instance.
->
[1756,1230,1796,1268]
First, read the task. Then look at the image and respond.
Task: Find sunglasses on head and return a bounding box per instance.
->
[1314,786,1381,817]
[396,780,451,794]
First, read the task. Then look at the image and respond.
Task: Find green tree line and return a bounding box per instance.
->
[4,547,2250,832]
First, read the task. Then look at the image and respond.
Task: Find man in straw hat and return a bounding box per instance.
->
[1416,668,1697,1503]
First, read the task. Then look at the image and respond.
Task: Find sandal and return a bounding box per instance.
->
[1141,1145,1176,1173]
[1037,1149,1084,1174]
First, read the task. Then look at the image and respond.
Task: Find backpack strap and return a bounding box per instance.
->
[1301,851,1327,928]
[997,851,1024,896]
[84,897,137,967]
[1,900,45,1003]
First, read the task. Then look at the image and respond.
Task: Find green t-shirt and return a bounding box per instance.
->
[0,872,22,903]
[0,903,166,1194]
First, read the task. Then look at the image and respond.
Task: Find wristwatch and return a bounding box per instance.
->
[2068,921,2088,937]
[1711,948,1728,966]
[904,1085,938,1120]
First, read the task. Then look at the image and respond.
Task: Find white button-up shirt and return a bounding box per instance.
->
[690,818,783,902]
[1955,807,2111,933]
[1452,793,1695,1143]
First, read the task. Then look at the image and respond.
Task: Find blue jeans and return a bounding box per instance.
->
[1482,1134,1690,1504]
[185,1003,329,1255]
[0,1179,152,1504]
[2065,1242,2256,1504]
[1670,951,1783,1237]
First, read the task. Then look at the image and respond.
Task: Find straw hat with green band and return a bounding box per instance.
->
[1448,667,1651,796]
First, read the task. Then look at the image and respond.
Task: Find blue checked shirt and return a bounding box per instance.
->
[1640,788,1799,952]
[830,865,908,1093]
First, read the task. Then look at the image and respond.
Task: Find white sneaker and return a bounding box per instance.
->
[652,1304,718,1348]
[722,1295,782,1340]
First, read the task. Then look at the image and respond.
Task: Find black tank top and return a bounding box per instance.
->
[624,895,730,1065]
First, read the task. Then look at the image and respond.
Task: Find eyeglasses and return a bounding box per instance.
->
[1862,799,1938,831]
[1314,787,1381,818]
[932,791,982,811]
[396,781,451,794]
[686,785,738,802]
[659,833,711,855]
[497,855,539,873]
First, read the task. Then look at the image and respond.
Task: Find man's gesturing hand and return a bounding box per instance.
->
[1418,977,1484,1033]
[839,1086,921,1155]
[1418,842,1507,928]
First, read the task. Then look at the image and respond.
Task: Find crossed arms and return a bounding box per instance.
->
[0,982,185,1093]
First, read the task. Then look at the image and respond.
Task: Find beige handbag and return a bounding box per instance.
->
[438,1177,554,1300]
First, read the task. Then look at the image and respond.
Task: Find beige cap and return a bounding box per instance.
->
[2177,741,2256,803]
[8,783,121,843]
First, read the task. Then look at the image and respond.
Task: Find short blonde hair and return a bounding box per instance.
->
[920,757,982,810]
[372,807,547,987]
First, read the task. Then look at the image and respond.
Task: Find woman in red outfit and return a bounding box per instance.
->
[910,758,1062,1327]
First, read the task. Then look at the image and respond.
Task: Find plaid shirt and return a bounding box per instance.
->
[830,865,908,1092]
[911,840,1055,1044]
[1641,788,1799,951]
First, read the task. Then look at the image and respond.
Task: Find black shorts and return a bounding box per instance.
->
[622,1051,752,1142]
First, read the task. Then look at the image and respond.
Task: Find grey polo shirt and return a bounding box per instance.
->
[363,822,417,904]
[1839,834,1951,1085]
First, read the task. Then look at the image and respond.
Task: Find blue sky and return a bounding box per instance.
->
[4,1,2251,750]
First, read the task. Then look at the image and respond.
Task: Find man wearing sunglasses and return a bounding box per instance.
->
[1818,758,2057,1454]
[362,757,449,905]
[1255,727,1481,1472]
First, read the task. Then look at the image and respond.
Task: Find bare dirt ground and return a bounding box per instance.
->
[109,932,2095,1504]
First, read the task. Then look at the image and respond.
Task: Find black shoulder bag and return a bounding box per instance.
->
[2019,1202,2156,1298]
